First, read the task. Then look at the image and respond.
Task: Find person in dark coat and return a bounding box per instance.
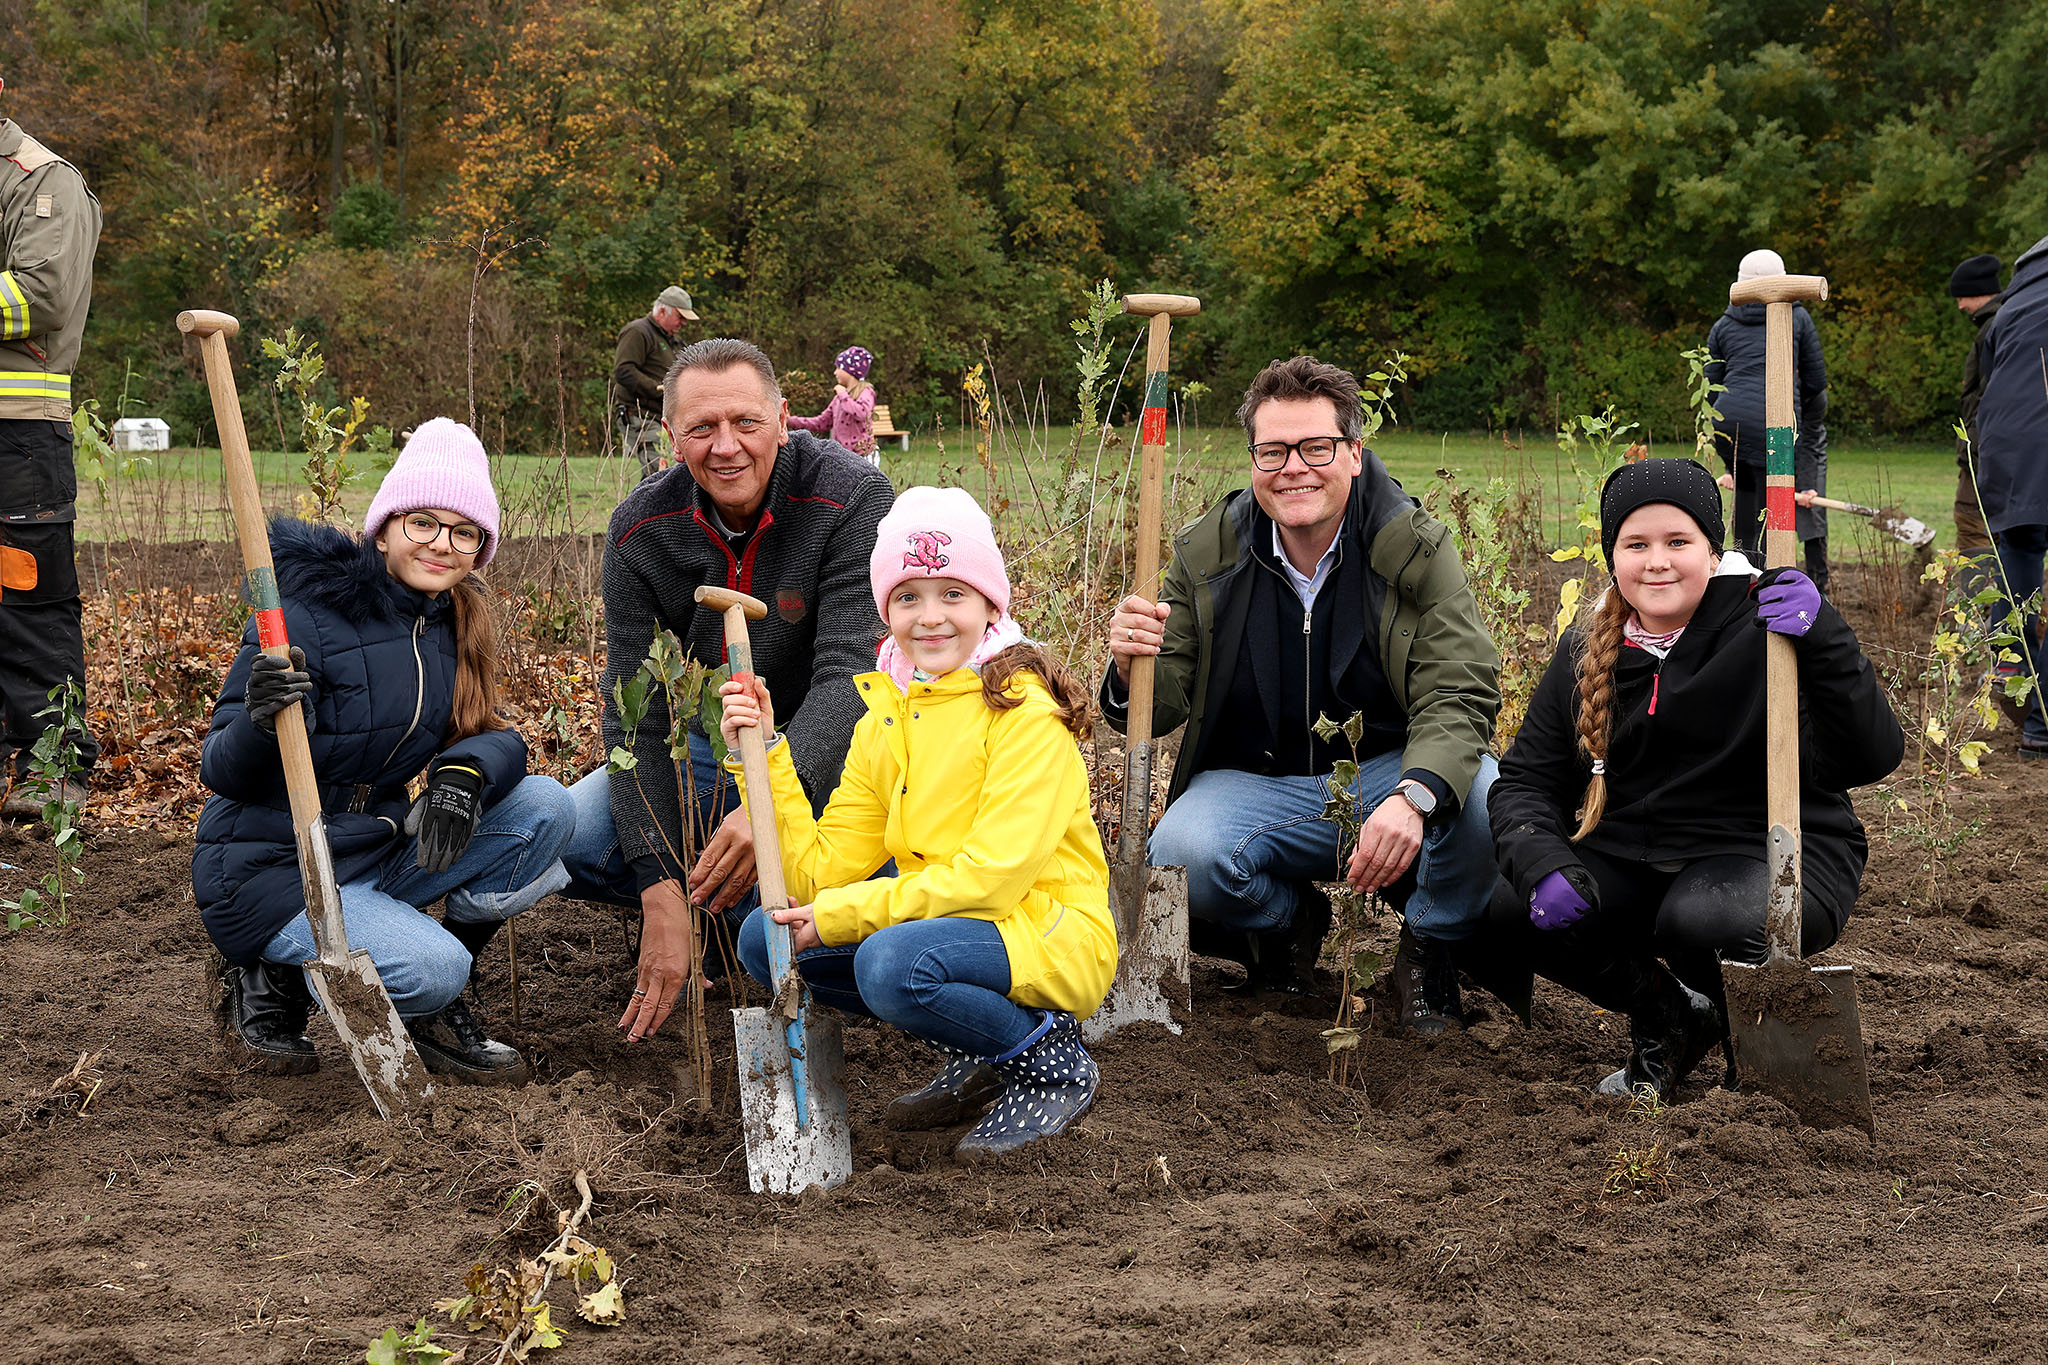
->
[1484,459,1902,1101]
[194,420,574,1082]
[1704,248,1832,592]
[1975,233,2048,756]
[1948,253,2005,594]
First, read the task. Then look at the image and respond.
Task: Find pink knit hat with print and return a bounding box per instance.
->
[870,486,1010,620]
[363,418,502,566]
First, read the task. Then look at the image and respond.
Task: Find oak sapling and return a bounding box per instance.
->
[1312,710,1385,1087]
[4,682,90,931]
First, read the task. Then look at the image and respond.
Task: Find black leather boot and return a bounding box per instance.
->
[1595,963,1725,1103]
[1221,887,1332,998]
[411,920,530,1085]
[1391,926,1463,1035]
[220,960,318,1075]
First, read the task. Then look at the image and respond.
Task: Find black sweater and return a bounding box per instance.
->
[1491,571,1902,904]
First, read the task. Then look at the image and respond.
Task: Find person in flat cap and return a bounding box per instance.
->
[1705,249,1833,593]
[1948,253,2004,598]
[1480,458,1901,1103]
[612,286,702,482]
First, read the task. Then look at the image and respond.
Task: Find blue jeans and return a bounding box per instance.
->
[1991,524,2048,746]
[736,910,1038,1058]
[1149,752,1500,942]
[261,774,576,1018]
[559,730,760,928]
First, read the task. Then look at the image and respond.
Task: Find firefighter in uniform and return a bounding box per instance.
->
[1,78,102,816]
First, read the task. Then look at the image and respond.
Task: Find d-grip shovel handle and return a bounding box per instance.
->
[180,308,348,962]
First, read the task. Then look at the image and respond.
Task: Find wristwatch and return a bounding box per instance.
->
[1393,780,1437,819]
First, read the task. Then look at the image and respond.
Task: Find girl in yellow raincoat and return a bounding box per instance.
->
[720,486,1116,1158]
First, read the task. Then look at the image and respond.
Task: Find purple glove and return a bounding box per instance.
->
[1755,568,1821,638]
[1529,869,1591,931]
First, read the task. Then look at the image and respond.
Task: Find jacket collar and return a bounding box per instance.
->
[0,121,20,159]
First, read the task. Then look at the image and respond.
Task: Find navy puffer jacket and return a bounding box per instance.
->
[1703,302,1828,470]
[192,518,528,964]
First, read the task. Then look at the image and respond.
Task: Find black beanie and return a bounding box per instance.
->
[1600,458,1725,567]
[1949,254,2003,298]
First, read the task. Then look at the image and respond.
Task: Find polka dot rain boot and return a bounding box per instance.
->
[955,1010,1099,1159]
[884,1049,1005,1131]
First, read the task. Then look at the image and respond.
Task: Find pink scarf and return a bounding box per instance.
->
[874,616,1025,689]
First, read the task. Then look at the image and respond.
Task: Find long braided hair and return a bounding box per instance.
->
[1569,583,1632,840]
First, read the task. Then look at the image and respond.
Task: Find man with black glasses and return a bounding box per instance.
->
[1101,356,1501,1032]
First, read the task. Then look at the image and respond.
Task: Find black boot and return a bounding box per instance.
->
[1221,887,1332,998]
[1391,926,1463,1036]
[884,1050,1005,1130]
[220,960,318,1075]
[411,919,529,1085]
[1595,965,1725,1104]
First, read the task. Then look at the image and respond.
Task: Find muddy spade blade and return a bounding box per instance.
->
[1879,511,1936,549]
[297,816,436,1119]
[1723,961,1874,1134]
[1723,825,1874,1134]
[1084,858,1190,1043]
[733,995,852,1195]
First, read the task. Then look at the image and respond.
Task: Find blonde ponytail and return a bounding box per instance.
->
[1569,584,1630,840]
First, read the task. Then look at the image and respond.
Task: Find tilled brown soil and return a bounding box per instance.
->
[7,564,2048,1363]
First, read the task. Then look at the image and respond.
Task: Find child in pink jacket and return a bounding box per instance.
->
[789,345,879,465]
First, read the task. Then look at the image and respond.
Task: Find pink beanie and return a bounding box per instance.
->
[363,418,502,567]
[870,486,1010,620]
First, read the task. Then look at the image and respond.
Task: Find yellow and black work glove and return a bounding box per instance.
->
[404,763,486,874]
[245,647,315,735]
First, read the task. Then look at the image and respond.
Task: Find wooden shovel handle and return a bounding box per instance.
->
[181,312,322,836]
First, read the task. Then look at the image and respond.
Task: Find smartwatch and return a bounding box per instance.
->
[1393,780,1438,819]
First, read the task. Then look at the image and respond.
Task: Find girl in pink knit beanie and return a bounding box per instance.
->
[718,485,1117,1159]
[197,417,572,1089]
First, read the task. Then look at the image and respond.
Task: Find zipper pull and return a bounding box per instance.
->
[1303,610,1312,635]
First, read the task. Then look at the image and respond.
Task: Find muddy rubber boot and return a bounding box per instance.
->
[1391,926,1462,1036]
[956,1011,1099,1159]
[884,1050,1005,1130]
[1596,968,1725,1104]
[220,960,319,1075]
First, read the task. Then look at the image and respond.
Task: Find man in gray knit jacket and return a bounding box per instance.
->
[562,338,894,1043]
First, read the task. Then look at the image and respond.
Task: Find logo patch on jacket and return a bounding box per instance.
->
[777,589,807,623]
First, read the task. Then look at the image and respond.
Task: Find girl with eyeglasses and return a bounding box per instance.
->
[194,419,575,1085]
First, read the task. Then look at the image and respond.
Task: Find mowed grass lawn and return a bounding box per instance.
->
[78,426,1962,557]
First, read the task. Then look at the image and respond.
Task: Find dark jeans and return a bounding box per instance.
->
[736,910,1038,1058]
[0,418,95,779]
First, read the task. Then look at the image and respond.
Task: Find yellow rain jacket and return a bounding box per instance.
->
[741,667,1117,1018]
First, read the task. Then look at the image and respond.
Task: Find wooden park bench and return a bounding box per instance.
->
[871,404,910,452]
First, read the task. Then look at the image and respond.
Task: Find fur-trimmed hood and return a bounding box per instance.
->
[267,516,446,626]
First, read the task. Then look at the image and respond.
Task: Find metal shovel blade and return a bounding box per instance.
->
[1880,511,1936,549]
[295,817,435,1119]
[732,1005,852,1195]
[1722,959,1874,1135]
[1083,859,1191,1042]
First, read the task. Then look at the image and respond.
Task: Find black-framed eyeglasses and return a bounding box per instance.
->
[399,512,484,555]
[1250,435,1350,472]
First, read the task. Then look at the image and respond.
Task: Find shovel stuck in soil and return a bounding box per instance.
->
[1717,275,1876,1136]
[177,309,434,1120]
[697,586,853,1195]
[1809,496,1935,550]
[1084,293,1197,1044]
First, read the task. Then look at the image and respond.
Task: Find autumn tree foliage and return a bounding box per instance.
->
[2,0,2042,448]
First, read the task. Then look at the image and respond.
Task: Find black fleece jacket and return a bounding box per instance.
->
[1491,570,1902,908]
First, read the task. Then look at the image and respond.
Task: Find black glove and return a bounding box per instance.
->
[245,647,315,735]
[405,762,486,874]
